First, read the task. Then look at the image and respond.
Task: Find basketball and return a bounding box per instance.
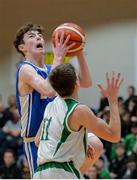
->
[52,23,85,56]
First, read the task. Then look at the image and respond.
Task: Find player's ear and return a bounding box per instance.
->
[18,44,26,53]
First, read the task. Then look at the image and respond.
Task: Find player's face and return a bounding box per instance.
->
[22,30,46,56]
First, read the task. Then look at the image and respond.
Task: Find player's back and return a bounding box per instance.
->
[16,61,54,138]
[37,96,87,166]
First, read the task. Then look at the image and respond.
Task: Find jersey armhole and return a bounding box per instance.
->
[17,63,37,97]
[65,104,79,133]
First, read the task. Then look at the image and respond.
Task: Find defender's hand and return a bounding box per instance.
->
[97,72,124,102]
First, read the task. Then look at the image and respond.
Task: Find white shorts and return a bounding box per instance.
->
[33,161,83,179]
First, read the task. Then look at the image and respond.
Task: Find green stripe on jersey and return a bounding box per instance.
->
[36,161,80,178]
[53,99,78,156]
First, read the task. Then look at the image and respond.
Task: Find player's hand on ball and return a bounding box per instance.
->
[52,31,75,61]
[52,23,85,57]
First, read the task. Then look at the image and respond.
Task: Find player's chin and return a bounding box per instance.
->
[36,49,46,55]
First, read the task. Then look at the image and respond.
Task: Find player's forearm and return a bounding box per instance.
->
[35,131,40,147]
[35,123,43,147]
[77,52,92,88]
[32,77,56,97]
[108,98,121,142]
[42,79,56,97]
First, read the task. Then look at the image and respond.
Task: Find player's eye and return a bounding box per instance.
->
[28,33,35,38]
[38,33,43,38]
[29,34,34,38]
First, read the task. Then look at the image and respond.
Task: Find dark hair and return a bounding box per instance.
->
[118,96,124,102]
[127,155,136,163]
[116,142,125,149]
[131,122,137,128]
[49,63,77,97]
[13,22,44,56]
[4,149,15,157]
[128,86,135,94]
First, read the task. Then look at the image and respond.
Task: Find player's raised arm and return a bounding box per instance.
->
[76,51,92,88]
[71,72,124,142]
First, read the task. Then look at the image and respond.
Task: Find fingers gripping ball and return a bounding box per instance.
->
[52,23,85,56]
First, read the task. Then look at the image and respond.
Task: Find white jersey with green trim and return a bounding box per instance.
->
[37,96,87,167]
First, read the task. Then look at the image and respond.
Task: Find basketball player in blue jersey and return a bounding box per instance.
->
[13,22,94,177]
[34,64,123,179]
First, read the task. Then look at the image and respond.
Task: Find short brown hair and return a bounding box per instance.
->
[49,64,77,97]
[13,22,44,56]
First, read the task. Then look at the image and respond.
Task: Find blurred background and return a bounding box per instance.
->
[0,0,137,178]
[0,0,137,108]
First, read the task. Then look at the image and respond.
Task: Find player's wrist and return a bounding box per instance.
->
[77,51,84,58]
[52,58,63,69]
[53,56,63,63]
[108,98,118,106]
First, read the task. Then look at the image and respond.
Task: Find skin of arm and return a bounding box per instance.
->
[68,72,124,143]
[19,65,56,97]
[73,104,121,142]
[35,122,43,147]
[76,51,92,88]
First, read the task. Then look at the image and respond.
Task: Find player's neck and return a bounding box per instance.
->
[25,54,45,68]
[70,87,79,100]
[70,94,78,100]
[63,91,79,101]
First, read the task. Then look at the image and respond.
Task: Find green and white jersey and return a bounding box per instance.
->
[37,96,87,168]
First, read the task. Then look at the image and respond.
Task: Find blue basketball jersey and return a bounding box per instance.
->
[16,61,55,138]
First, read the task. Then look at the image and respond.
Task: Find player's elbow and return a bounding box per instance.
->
[110,134,121,143]
[112,137,120,143]
[43,89,56,98]
[86,81,92,88]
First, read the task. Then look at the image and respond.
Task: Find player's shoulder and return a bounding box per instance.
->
[74,104,92,117]
[70,104,94,126]
[76,104,90,111]
[18,63,38,81]
[19,63,37,74]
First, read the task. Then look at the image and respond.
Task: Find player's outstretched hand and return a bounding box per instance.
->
[97,72,124,102]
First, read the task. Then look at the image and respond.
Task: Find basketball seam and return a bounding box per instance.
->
[54,25,85,54]
[55,26,85,43]
[67,42,85,53]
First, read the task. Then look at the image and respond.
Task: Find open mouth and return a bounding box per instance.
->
[36,43,43,49]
